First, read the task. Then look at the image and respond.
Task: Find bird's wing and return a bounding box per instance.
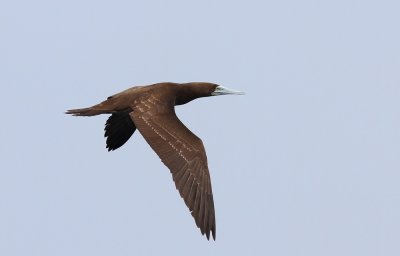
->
[104,112,136,151]
[130,94,216,240]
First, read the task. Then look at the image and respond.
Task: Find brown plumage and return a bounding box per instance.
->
[66,82,244,240]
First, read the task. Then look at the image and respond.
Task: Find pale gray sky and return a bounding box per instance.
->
[1,0,399,255]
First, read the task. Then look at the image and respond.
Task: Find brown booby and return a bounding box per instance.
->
[66,82,244,240]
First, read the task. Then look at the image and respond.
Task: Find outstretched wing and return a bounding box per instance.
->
[130,95,216,240]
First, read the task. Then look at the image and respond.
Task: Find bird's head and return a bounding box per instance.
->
[175,82,244,105]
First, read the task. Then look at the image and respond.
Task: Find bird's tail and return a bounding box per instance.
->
[65,107,109,116]
[66,100,116,116]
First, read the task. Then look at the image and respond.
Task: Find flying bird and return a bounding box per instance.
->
[66,82,244,240]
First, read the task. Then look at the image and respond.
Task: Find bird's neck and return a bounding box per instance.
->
[174,84,206,106]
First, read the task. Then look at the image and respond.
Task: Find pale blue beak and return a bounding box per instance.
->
[211,86,245,96]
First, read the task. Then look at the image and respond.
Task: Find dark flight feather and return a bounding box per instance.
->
[104,112,136,151]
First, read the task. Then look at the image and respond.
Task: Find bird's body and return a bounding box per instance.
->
[66,82,243,240]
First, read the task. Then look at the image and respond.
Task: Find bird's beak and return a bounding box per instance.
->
[211,86,245,96]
